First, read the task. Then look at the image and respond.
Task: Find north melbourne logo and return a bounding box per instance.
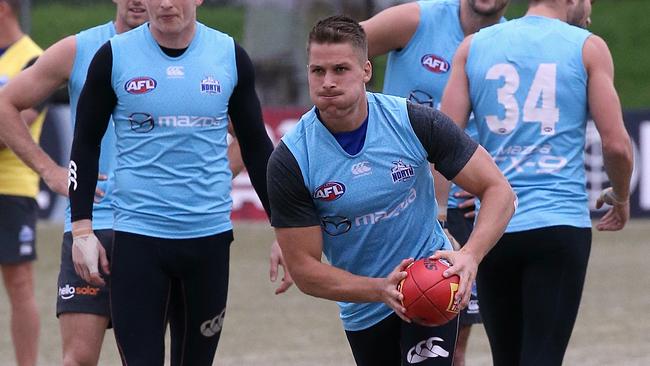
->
[391,160,415,183]
[200,76,221,94]
[407,337,450,364]
[19,225,34,243]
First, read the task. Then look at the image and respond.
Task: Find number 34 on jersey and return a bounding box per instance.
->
[485,63,560,136]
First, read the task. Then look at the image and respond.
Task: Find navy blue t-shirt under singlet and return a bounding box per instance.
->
[316,109,369,155]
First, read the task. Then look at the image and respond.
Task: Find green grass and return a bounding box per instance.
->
[0,221,648,364]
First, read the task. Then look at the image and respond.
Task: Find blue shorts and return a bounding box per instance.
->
[56,230,113,318]
[0,195,37,265]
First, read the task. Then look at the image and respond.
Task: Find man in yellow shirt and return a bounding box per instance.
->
[0,1,46,365]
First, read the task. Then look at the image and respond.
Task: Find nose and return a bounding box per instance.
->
[322,72,336,89]
[160,0,173,8]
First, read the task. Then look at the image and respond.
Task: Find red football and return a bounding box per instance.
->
[398,258,460,326]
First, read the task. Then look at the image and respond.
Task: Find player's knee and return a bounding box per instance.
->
[63,349,100,366]
[2,265,36,304]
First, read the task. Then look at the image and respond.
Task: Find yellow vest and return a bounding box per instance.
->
[0,36,46,198]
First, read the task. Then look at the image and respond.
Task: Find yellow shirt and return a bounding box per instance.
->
[0,36,46,198]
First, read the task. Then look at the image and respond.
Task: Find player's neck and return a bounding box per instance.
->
[149,22,196,49]
[526,4,568,23]
[459,2,504,36]
[114,19,133,35]
[0,21,23,49]
[318,97,368,134]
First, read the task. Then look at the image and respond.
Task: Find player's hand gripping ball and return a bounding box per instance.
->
[398,258,460,326]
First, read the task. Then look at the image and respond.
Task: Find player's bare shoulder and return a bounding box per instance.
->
[582,34,614,75]
[456,35,474,63]
[0,35,76,108]
[361,2,421,57]
[33,35,77,82]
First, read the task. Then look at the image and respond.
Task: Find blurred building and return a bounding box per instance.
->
[243,0,389,106]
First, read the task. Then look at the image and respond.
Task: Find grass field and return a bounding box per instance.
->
[0,220,648,365]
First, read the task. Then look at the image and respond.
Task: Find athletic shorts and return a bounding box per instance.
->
[56,230,113,318]
[346,313,459,366]
[111,230,233,366]
[447,207,481,326]
[0,195,37,264]
[477,225,591,366]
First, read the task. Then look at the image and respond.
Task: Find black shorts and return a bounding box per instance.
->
[0,195,37,264]
[345,313,459,366]
[111,230,233,366]
[56,230,113,318]
[447,208,481,326]
[477,225,591,366]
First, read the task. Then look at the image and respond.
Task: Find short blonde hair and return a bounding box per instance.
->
[307,15,368,60]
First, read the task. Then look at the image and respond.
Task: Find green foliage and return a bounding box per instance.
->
[505,0,650,109]
[372,0,650,109]
[31,3,118,47]
[30,3,244,48]
[30,1,649,108]
[588,1,650,109]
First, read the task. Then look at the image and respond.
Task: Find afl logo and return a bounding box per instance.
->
[421,54,450,74]
[125,77,157,94]
[313,182,346,201]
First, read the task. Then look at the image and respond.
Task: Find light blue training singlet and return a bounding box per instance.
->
[466,16,592,232]
[283,92,452,331]
[109,23,237,238]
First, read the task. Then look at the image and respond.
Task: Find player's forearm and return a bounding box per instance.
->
[602,138,633,201]
[0,101,58,175]
[0,109,43,152]
[463,183,515,263]
[68,142,100,222]
[229,43,273,216]
[291,260,384,303]
[240,135,273,215]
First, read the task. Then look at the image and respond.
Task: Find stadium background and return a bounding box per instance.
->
[0,0,647,365]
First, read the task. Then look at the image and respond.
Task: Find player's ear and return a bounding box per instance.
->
[0,1,9,17]
[363,60,372,84]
